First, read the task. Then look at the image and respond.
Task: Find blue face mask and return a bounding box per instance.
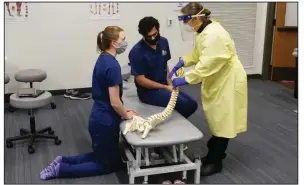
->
[115,41,128,54]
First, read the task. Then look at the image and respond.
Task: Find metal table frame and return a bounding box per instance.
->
[121,135,201,184]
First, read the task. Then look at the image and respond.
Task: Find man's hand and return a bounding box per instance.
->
[165,85,174,92]
[167,78,173,86]
[136,75,168,90]
[167,65,173,86]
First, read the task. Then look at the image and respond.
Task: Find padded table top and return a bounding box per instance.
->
[120,90,203,147]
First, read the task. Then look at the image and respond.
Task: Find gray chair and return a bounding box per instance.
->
[6,69,61,154]
[4,74,16,112]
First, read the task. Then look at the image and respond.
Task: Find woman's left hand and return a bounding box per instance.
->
[172,77,188,89]
[126,109,139,116]
[168,59,185,79]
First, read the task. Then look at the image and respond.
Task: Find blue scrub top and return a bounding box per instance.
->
[90,52,123,127]
[129,36,171,92]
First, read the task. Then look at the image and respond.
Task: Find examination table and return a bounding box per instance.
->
[119,88,203,184]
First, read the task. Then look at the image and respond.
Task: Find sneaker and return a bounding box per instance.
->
[40,156,62,176]
[70,89,91,100]
[174,180,185,184]
[63,89,72,98]
[162,180,172,184]
[40,163,60,180]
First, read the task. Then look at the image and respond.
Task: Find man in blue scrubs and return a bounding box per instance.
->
[129,17,198,118]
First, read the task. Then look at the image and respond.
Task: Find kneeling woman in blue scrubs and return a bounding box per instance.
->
[40,26,138,180]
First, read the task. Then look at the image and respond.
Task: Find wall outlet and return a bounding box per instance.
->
[167,18,173,27]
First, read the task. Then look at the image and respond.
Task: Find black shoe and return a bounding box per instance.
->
[201,153,226,164]
[200,163,223,176]
[69,90,91,100]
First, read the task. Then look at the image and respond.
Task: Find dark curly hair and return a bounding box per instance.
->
[138,16,160,37]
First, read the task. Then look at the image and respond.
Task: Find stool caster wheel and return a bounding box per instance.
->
[55,138,62,145]
[51,102,56,109]
[48,129,54,135]
[6,141,13,148]
[28,146,35,154]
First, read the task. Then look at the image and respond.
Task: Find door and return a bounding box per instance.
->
[271,2,298,81]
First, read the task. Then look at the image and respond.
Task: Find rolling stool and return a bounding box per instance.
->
[5,73,10,84]
[5,74,16,112]
[6,69,61,154]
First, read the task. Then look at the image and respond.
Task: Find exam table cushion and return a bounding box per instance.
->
[120,89,203,147]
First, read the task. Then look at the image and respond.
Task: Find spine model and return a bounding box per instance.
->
[123,87,179,139]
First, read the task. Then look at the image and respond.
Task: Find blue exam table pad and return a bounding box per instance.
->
[120,90,204,147]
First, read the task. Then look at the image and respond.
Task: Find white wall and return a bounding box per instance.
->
[285,2,298,26]
[4,3,267,94]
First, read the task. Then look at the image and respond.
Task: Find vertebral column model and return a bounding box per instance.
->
[123,87,179,139]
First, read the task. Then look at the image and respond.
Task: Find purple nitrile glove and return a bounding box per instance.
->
[173,77,188,89]
[168,59,184,79]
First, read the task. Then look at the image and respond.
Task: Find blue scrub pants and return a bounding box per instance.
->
[57,120,121,178]
[138,89,198,118]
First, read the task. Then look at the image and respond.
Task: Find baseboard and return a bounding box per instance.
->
[49,87,92,96]
[271,67,297,81]
[247,74,262,79]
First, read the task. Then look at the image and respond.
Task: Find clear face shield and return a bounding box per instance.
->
[178,9,206,41]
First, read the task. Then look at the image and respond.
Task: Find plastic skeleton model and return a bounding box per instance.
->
[123,87,179,139]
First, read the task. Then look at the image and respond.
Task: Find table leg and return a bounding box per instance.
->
[143,148,150,183]
[172,145,178,163]
[129,174,135,184]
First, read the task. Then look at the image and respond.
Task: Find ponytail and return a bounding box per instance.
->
[96,31,104,53]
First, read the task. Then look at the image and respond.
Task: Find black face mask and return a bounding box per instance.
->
[145,33,160,45]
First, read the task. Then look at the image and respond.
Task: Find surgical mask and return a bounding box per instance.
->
[115,41,128,54]
[145,33,160,45]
